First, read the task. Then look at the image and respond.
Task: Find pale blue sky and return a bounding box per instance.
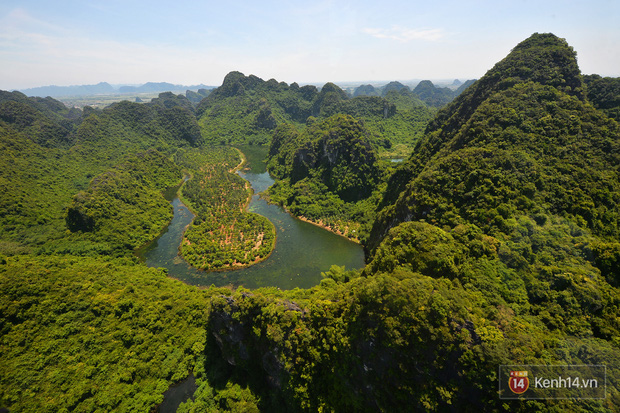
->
[1,0,618,90]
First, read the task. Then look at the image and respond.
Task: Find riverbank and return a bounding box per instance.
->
[231,147,254,213]
[294,214,361,244]
[259,190,362,244]
[137,145,364,290]
[230,147,278,270]
[179,147,276,273]
[134,176,191,259]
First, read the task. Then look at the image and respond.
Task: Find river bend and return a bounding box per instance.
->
[137,146,365,289]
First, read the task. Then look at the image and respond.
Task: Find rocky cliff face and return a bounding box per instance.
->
[209,293,304,391]
[205,277,493,412]
[270,114,381,203]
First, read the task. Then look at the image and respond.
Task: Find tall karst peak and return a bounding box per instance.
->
[421,32,585,159]
[494,32,582,95]
[463,33,583,107]
[369,32,620,252]
[319,82,347,97]
[212,71,266,98]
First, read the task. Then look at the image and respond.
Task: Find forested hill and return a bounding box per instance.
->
[371,32,620,251]
[2,32,620,413]
[583,74,620,121]
[268,114,381,202]
[0,90,201,255]
[189,34,620,412]
[195,71,435,152]
[411,80,456,107]
[352,79,476,108]
[0,90,82,148]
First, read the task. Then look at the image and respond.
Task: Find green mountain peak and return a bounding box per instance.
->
[369,33,620,255]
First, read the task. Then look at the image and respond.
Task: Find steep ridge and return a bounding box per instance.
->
[196,71,434,149]
[2,33,620,412]
[0,90,81,148]
[584,74,620,121]
[0,91,202,255]
[268,114,381,202]
[266,114,383,238]
[194,34,620,413]
[412,80,455,107]
[370,33,620,255]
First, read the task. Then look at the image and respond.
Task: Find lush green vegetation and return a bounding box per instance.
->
[203,267,619,411]
[266,114,387,240]
[412,80,457,107]
[371,34,620,251]
[583,74,620,121]
[0,92,201,258]
[196,71,435,156]
[339,90,436,158]
[2,32,620,413]
[59,149,182,256]
[352,79,476,110]
[75,99,201,161]
[0,91,78,148]
[0,90,277,412]
[0,254,220,412]
[200,33,620,412]
[268,114,381,201]
[355,32,620,409]
[175,147,276,270]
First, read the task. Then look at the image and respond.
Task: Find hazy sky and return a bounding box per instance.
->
[1,0,618,90]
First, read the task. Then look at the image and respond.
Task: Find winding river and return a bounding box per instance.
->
[137,146,365,290]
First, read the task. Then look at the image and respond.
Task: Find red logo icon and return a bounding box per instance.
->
[509,371,529,394]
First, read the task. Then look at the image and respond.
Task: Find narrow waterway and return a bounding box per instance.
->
[137,146,365,290]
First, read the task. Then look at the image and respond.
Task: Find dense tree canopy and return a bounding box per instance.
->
[266,114,386,239]
[203,33,620,412]
[584,74,620,121]
[1,32,620,413]
[195,71,435,153]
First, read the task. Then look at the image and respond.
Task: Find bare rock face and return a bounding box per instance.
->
[286,114,380,202]
[208,293,304,390]
[261,350,285,388]
[210,296,249,366]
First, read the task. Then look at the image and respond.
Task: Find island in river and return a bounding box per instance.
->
[136,145,365,290]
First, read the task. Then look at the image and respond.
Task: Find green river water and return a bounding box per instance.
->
[137,146,365,290]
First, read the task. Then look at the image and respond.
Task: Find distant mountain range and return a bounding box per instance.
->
[351,79,476,107]
[19,82,215,98]
[18,79,477,100]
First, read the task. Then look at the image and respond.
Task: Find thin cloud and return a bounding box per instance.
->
[363,26,446,42]
[1,8,70,36]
